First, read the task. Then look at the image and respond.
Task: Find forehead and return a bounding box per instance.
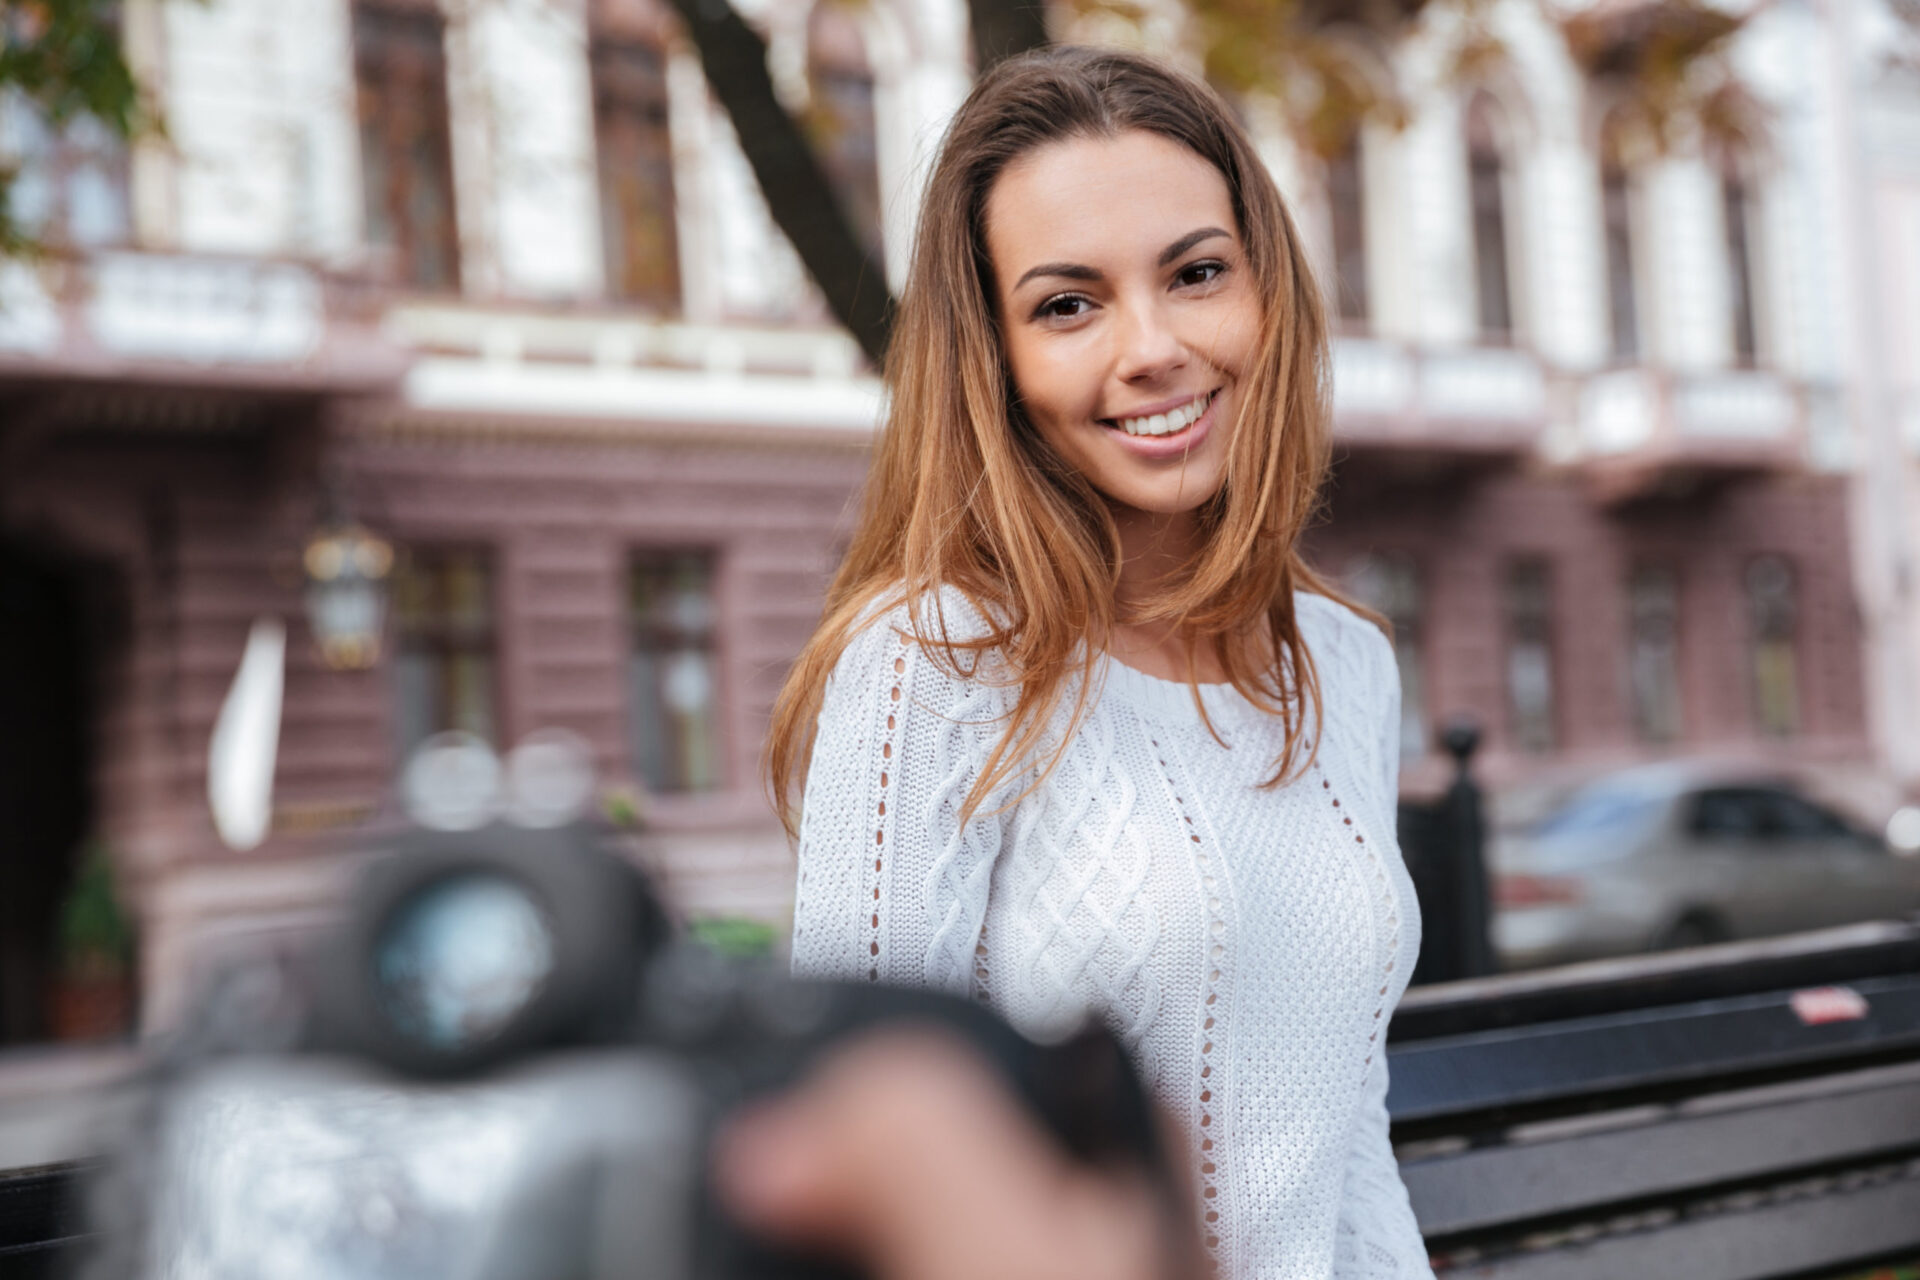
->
[984,130,1238,283]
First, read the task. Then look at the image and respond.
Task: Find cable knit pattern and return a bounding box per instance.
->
[791,586,1433,1279]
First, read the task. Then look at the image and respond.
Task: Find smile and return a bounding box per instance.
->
[1103,390,1218,438]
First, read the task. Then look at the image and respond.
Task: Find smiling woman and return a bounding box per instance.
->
[769,47,1432,1279]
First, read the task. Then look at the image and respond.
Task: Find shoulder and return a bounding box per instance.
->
[1293,588,1398,734]
[829,583,1013,704]
[1293,589,1394,678]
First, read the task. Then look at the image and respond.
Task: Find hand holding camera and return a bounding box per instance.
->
[89,817,1188,1280]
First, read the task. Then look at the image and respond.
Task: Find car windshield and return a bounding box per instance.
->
[1530,779,1668,841]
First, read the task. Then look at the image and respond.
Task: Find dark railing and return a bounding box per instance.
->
[1396,718,1496,986]
[1388,920,1920,1278]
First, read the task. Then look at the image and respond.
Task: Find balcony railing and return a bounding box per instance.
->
[0,251,403,395]
[1578,367,1800,457]
[1332,338,1547,453]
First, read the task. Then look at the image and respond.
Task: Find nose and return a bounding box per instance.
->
[1111,295,1187,385]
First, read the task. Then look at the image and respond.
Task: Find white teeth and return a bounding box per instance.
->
[1114,391,1212,437]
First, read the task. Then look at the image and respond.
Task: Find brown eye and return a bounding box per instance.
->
[1036,293,1092,321]
[1177,261,1226,288]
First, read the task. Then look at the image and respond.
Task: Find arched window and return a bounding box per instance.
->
[591,32,680,310]
[1599,115,1639,362]
[1718,152,1760,366]
[1326,132,1369,326]
[1745,556,1799,737]
[806,3,882,262]
[1347,551,1427,759]
[1466,93,1515,342]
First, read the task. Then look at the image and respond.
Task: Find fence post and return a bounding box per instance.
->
[1438,719,1496,980]
[1401,718,1495,986]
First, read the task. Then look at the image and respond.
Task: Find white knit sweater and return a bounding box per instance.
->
[790,586,1432,1279]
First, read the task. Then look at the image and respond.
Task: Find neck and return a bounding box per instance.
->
[1107,504,1221,680]
[1111,504,1203,613]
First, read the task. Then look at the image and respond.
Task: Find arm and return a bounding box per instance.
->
[790,598,1009,995]
[1332,623,1433,1278]
[1330,1053,1432,1278]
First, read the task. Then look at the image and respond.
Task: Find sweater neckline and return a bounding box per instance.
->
[1096,655,1271,728]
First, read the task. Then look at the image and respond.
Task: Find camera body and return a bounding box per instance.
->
[86,823,1165,1280]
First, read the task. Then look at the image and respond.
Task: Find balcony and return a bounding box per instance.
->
[1332,338,1548,461]
[1576,367,1803,503]
[0,252,405,403]
[381,303,883,439]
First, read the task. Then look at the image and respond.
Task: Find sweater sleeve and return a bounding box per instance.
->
[1331,619,1433,1278]
[1331,1051,1433,1277]
[789,595,1011,996]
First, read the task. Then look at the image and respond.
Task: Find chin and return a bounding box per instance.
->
[1102,476,1227,518]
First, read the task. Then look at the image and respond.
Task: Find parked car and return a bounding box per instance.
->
[1490,764,1920,970]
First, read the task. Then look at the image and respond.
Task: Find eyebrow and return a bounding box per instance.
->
[1010,226,1234,293]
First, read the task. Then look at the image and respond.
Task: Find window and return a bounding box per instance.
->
[806,3,882,262]
[1765,790,1853,840]
[1690,787,1848,842]
[1746,555,1799,738]
[629,551,723,793]
[354,0,460,291]
[1466,93,1514,341]
[1721,164,1759,366]
[1627,563,1682,744]
[592,35,679,309]
[1599,119,1638,361]
[1327,134,1369,325]
[1504,559,1557,753]
[1347,551,1427,759]
[1689,788,1765,840]
[2,95,129,248]
[391,548,498,761]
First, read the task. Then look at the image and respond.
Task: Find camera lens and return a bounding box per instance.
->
[374,872,556,1053]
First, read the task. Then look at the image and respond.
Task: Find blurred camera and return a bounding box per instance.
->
[78,820,1165,1280]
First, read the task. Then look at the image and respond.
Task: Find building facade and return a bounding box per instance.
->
[0,0,1899,1042]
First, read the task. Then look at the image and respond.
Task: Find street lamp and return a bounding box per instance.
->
[303,516,394,670]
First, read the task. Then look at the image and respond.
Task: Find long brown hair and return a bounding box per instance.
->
[768,45,1370,837]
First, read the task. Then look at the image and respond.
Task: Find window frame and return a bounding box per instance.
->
[1503,556,1560,755]
[352,0,462,293]
[0,91,132,250]
[1717,155,1763,369]
[1625,560,1685,745]
[589,29,681,311]
[805,2,884,265]
[1598,128,1641,365]
[1465,92,1518,345]
[1326,131,1371,328]
[624,546,729,798]
[388,544,503,764]
[1744,554,1801,739]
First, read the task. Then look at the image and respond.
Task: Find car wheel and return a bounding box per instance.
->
[1655,913,1727,952]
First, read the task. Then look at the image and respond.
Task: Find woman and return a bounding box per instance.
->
[767,46,1432,1279]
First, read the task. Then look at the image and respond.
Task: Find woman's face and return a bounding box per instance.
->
[984,129,1263,520]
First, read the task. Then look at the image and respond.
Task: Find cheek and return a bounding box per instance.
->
[1217,300,1264,375]
[1008,341,1097,428]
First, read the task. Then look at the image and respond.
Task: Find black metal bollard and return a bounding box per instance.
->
[1397,718,1495,985]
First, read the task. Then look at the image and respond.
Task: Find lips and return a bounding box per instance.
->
[1101,389,1218,439]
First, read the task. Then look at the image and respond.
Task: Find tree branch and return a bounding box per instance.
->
[663,0,894,365]
[967,0,1051,72]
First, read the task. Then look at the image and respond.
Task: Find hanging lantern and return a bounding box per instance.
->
[303,519,394,670]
